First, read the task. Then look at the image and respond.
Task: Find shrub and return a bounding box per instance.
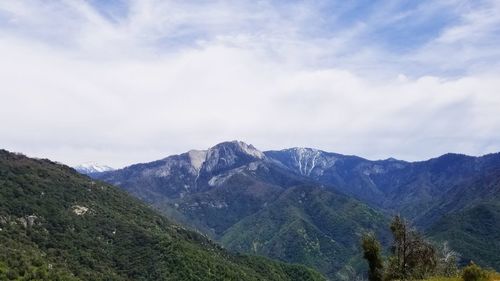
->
[461,262,489,281]
[361,233,384,281]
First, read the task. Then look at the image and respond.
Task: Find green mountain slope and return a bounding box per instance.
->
[0,150,325,281]
[162,173,286,238]
[267,149,500,271]
[427,195,500,270]
[428,202,500,269]
[423,169,500,270]
[221,185,390,280]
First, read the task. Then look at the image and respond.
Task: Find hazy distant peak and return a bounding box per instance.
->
[74,162,114,174]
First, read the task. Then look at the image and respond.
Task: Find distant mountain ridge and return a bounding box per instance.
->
[267,148,500,220]
[91,141,500,279]
[96,141,308,201]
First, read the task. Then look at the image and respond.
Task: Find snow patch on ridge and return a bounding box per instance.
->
[292,148,321,176]
[288,147,337,176]
[75,162,114,174]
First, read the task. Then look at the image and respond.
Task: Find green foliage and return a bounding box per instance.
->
[220,185,390,280]
[361,233,384,281]
[0,150,325,281]
[428,202,500,270]
[461,263,490,281]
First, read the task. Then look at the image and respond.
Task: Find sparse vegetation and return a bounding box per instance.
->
[360,216,499,281]
[385,215,438,280]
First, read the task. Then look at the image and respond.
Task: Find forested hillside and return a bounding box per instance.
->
[0,149,325,281]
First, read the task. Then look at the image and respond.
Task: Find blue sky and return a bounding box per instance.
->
[1,0,499,167]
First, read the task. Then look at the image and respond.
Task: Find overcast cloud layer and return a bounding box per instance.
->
[1,0,500,167]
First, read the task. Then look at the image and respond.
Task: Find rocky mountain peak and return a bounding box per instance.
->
[230,140,265,159]
[203,141,265,173]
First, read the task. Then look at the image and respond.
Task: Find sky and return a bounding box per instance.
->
[1,0,500,168]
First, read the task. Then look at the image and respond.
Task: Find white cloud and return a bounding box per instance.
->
[0,0,499,167]
[436,1,500,44]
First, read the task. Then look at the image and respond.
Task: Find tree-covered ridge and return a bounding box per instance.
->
[0,150,325,281]
[221,185,391,280]
[428,201,500,270]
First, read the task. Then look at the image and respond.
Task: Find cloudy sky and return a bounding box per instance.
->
[1,0,500,167]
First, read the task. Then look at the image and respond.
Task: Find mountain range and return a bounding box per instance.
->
[91,140,500,279]
[0,149,325,280]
